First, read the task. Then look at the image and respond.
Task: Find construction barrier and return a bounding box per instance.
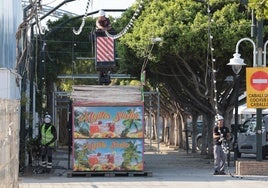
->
[0,99,20,188]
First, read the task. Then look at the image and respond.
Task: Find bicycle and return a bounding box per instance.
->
[221,138,230,167]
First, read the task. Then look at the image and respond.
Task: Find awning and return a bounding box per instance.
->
[234,104,268,114]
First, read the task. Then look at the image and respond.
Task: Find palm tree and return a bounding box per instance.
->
[121,140,142,170]
[121,109,142,137]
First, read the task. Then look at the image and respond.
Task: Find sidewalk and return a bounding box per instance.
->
[18,140,268,188]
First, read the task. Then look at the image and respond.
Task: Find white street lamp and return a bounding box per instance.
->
[151,37,162,43]
[141,37,162,73]
[227,53,246,75]
[227,52,246,164]
[140,37,162,153]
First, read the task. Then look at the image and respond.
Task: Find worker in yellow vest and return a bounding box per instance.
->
[40,114,57,173]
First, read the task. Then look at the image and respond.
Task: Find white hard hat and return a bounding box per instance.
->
[44,114,51,124]
[99,9,105,16]
[215,114,224,121]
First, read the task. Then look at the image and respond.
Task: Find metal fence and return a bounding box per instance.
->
[0,99,20,188]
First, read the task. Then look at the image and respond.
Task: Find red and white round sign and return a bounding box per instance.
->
[250,71,268,91]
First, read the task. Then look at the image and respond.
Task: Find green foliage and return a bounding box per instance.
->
[248,0,268,20]
[129,80,141,86]
[20,92,28,106]
[43,15,97,85]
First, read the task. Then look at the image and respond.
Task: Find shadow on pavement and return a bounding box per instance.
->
[19,140,268,183]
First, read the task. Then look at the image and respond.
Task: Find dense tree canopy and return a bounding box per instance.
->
[120,0,251,116]
[249,0,268,20]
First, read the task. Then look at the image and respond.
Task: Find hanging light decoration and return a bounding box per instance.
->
[73,0,91,35]
[73,0,143,37]
[105,0,144,39]
[206,3,218,116]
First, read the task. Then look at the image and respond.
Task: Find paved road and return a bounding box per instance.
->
[19,141,268,188]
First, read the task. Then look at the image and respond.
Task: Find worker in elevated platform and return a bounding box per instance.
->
[96,10,112,32]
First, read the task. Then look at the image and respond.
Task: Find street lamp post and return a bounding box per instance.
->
[227,46,247,163]
[227,52,246,163]
[228,37,268,162]
[141,37,162,153]
[141,37,162,101]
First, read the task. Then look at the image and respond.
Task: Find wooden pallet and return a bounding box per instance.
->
[67,171,153,177]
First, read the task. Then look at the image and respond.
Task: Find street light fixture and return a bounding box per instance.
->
[141,37,162,96]
[140,37,162,153]
[227,52,246,164]
[151,37,162,43]
[227,53,246,74]
[141,37,162,74]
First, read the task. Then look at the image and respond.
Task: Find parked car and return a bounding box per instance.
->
[236,115,268,159]
[187,121,203,137]
[186,121,204,150]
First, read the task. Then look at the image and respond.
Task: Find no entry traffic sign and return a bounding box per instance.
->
[246,68,268,108]
[250,71,268,91]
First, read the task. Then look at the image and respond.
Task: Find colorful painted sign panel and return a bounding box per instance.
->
[246,67,268,108]
[73,106,144,139]
[73,138,144,171]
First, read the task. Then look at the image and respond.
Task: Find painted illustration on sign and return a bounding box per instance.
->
[73,106,143,139]
[73,139,144,171]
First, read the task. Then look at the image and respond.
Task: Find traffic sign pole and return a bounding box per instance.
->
[256,20,264,161]
[246,69,267,162]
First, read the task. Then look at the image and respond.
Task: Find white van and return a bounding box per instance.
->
[237,115,268,159]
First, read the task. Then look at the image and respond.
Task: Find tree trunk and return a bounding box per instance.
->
[153,114,158,142]
[191,113,199,153]
[177,113,184,149]
[160,116,165,142]
[170,113,176,146]
[206,114,214,157]
[163,116,169,144]
[200,114,208,155]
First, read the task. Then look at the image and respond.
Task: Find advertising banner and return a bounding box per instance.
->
[73,138,144,171]
[73,106,144,139]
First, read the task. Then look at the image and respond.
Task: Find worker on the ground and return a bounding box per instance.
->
[40,114,57,173]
